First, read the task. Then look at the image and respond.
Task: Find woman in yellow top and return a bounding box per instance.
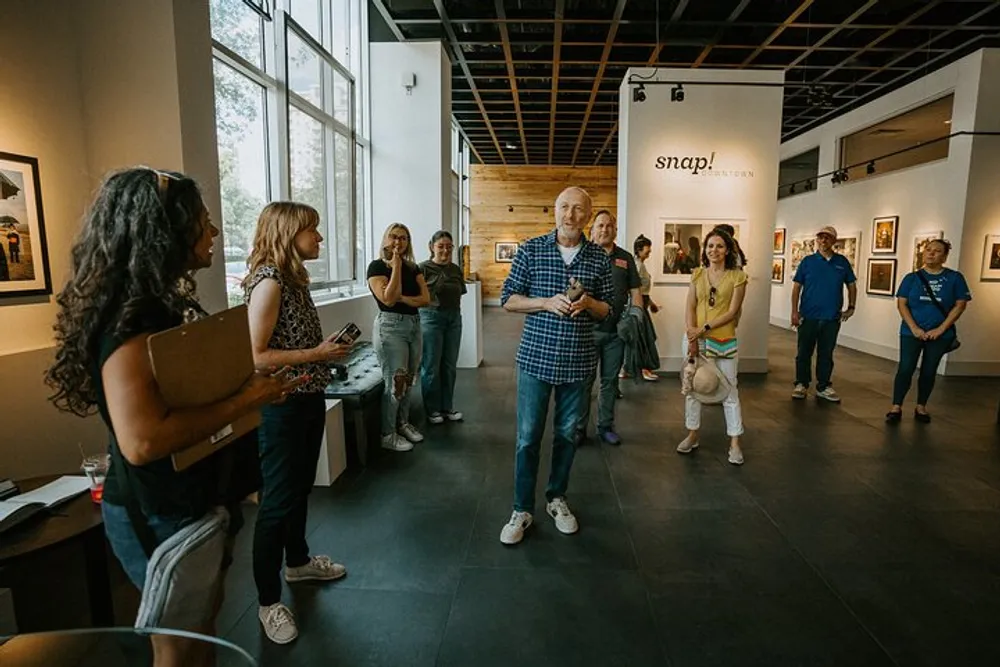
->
[677,228,748,465]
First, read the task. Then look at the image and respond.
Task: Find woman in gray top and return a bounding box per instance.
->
[419,230,467,424]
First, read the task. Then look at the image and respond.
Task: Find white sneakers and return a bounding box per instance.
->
[499,497,579,545]
[381,433,413,451]
[676,435,700,454]
[285,555,347,583]
[259,603,298,644]
[500,510,533,545]
[428,411,464,425]
[791,384,807,399]
[398,423,424,443]
[261,556,347,644]
[816,387,841,403]
[728,447,745,466]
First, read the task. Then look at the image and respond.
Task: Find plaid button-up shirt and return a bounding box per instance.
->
[501,230,614,385]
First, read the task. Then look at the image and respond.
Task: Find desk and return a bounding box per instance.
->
[325,342,384,466]
[0,627,257,666]
[0,476,112,630]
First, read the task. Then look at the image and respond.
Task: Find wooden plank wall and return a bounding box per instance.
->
[469,165,618,300]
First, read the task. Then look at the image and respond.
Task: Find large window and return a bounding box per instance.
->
[777,147,819,199]
[210,0,370,305]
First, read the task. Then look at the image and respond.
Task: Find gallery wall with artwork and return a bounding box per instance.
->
[771,48,1000,375]
[617,67,784,372]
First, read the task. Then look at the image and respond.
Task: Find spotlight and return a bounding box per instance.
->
[841,169,850,182]
[543,206,549,213]
[805,179,813,191]
[789,183,796,194]
[632,83,646,103]
[504,141,518,150]
[831,171,841,185]
[670,83,684,102]
[508,205,514,213]
[866,161,876,175]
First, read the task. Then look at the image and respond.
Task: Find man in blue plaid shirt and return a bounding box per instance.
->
[498,186,613,546]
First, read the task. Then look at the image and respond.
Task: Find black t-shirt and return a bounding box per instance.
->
[366,259,423,315]
[598,245,642,333]
[96,306,219,520]
[419,260,466,310]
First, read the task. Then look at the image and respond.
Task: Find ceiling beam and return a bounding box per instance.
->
[549,0,566,165]
[740,0,814,68]
[693,0,752,67]
[369,0,405,41]
[571,0,628,166]
[433,0,506,165]
[592,42,663,166]
[669,0,691,23]
[495,0,529,163]
[784,0,879,70]
[391,18,1000,31]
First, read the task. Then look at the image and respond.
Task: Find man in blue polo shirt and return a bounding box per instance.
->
[499,186,613,546]
[791,225,857,402]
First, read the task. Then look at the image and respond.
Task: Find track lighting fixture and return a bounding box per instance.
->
[508,205,514,213]
[805,179,813,191]
[543,206,549,213]
[866,161,876,175]
[633,83,646,103]
[670,83,684,102]
[789,183,796,194]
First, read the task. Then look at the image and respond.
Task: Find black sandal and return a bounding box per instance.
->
[885,410,902,423]
[914,410,932,424]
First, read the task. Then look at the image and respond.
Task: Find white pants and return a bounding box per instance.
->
[682,339,744,437]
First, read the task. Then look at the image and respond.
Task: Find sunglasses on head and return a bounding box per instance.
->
[150,168,179,206]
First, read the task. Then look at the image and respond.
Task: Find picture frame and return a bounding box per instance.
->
[981,234,1000,281]
[871,216,899,254]
[866,258,897,296]
[789,236,815,276]
[771,257,785,284]
[773,227,786,255]
[654,219,743,284]
[494,241,518,263]
[912,231,944,273]
[0,151,52,298]
[832,232,861,274]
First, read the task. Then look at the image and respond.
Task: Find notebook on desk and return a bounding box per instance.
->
[0,476,91,534]
[146,305,261,472]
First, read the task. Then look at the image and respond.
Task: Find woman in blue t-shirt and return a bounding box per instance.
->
[886,239,971,423]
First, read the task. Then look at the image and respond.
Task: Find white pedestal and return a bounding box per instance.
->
[314,399,346,487]
[458,281,484,368]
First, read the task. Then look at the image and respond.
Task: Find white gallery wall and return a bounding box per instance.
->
[617,68,784,373]
[773,48,1000,376]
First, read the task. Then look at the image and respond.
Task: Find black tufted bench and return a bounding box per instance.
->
[325,341,384,466]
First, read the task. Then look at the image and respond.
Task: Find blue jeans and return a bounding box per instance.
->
[373,311,421,435]
[892,334,954,406]
[795,318,841,390]
[253,392,325,606]
[513,366,586,513]
[580,330,625,433]
[419,308,462,414]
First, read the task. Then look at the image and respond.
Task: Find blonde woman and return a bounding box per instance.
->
[244,202,350,645]
[367,223,430,451]
[677,228,747,465]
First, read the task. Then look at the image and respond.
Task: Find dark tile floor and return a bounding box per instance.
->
[219,309,1000,667]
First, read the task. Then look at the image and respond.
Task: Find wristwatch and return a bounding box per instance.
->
[703,323,712,332]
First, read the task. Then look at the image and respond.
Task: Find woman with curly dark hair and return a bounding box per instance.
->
[46,167,295,666]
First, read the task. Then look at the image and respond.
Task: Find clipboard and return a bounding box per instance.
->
[147,304,261,471]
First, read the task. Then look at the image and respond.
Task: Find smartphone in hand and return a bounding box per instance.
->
[333,322,362,345]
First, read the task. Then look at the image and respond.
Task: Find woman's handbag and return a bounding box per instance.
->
[914,271,961,352]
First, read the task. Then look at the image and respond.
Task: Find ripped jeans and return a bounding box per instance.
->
[373,311,422,435]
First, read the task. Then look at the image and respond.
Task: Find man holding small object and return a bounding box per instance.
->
[498,186,613,546]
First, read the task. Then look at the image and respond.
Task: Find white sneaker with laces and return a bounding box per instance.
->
[728,447,745,466]
[444,410,463,422]
[791,384,807,400]
[259,602,298,644]
[676,436,700,454]
[398,423,424,443]
[285,555,347,583]
[816,387,841,403]
[427,412,444,424]
[381,433,413,452]
[499,510,533,545]
[546,497,579,535]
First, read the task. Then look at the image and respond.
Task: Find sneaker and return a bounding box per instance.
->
[259,603,298,644]
[500,510,533,545]
[444,411,464,422]
[676,435,699,454]
[816,387,841,403]
[285,555,346,583]
[381,433,413,452]
[599,429,622,446]
[574,429,588,446]
[642,369,659,382]
[546,497,579,535]
[427,412,444,425]
[618,370,630,379]
[791,384,807,400]
[728,447,744,466]
[398,423,424,443]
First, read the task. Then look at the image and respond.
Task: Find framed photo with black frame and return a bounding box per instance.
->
[0,151,52,299]
[871,216,899,254]
[866,258,897,296]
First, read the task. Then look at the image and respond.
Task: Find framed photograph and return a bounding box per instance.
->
[654,219,742,284]
[912,231,944,273]
[871,216,898,254]
[771,257,785,284]
[832,232,861,274]
[773,227,786,255]
[789,236,815,276]
[981,234,1000,280]
[494,241,518,263]
[866,258,897,296]
[0,152,51,298]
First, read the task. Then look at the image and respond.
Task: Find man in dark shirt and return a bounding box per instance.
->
[579,210,641,446]
[6,230,19,263]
